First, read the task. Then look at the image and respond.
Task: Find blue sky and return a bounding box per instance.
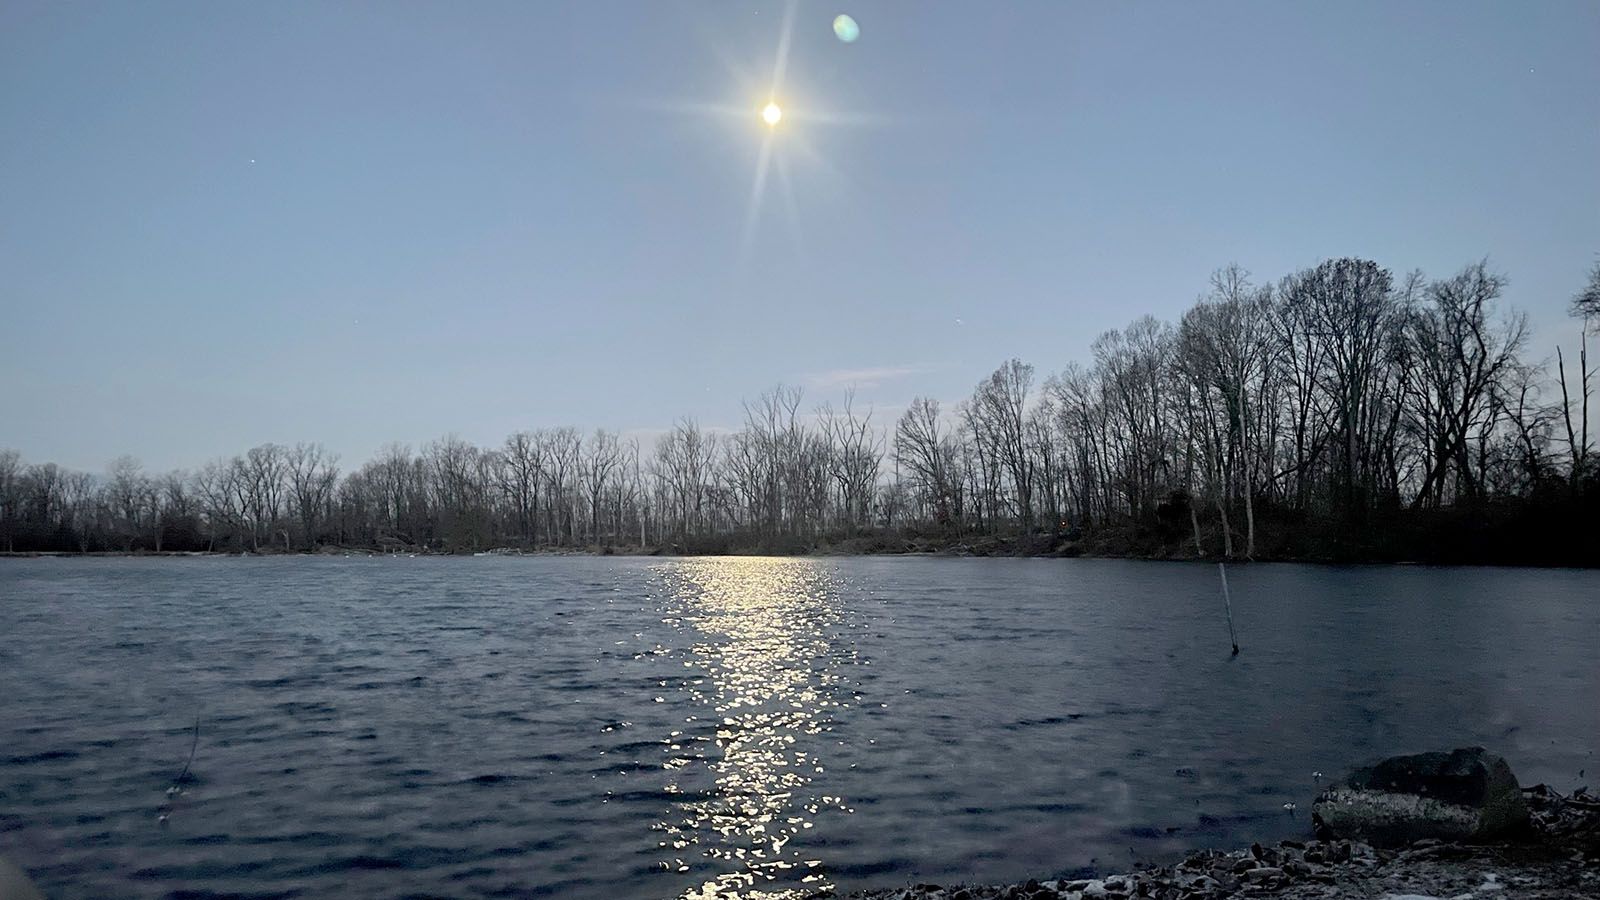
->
[3,1,1597,472]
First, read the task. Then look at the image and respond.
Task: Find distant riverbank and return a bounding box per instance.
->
[4,530,1596,568]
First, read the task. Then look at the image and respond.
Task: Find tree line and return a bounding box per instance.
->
[3,256,1596,563]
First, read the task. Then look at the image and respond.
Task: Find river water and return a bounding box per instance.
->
[1,556,1595,899]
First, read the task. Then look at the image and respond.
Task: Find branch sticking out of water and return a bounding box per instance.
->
[1218,563,1240,656]
[176,711,200,781]
[157,716,200,826]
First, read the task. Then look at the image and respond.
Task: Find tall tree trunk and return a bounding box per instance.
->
[1189,492,1204,556]
[1243,485,1255,560]
[1216,493,1234,559]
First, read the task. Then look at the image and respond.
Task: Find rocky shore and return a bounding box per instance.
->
[849,784,1599,900]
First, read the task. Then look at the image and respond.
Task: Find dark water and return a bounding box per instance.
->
[1,556,1596,899]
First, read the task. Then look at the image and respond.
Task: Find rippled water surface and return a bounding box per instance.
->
[2,556,1596,899]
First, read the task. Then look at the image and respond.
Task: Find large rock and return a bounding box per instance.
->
[1311,747,1528,846]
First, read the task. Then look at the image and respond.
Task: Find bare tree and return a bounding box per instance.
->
[103,455,148,550]
[1282,258,1399,515]
[235,444,289,550]
[654,419,717,541]
[968,359,1036,526]
[895,397,956,528]
[1404,262,1525,508]
[1176,266,1277,556]
[819,389,883,533]
[286,443,340,549]
[1571,258,1600,324]
[581,430,623,544]
[500,431,545,546]
[541,428,582,546]
[0,449,22,552]
[61,469,97,552]
[427,436,494,551]
[1558,336,1592,480]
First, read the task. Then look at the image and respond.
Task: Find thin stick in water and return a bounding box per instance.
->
[1218,562,1240,656]
[159,717,200,826]
[176,711,200,781]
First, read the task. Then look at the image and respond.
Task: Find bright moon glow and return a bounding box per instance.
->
[833,14,859,43]
[762,102,783,126]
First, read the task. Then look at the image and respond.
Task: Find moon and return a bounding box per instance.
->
[762,102,783,127]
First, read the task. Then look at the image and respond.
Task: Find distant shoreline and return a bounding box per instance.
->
[3,542,1595,568]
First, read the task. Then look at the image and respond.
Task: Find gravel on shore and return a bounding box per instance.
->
[848,785,1599,900]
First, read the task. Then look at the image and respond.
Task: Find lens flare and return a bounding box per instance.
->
[832,14,859,43]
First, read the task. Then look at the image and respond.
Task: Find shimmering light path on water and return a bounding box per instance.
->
[1,557,1596,899]
[652,559,858,898]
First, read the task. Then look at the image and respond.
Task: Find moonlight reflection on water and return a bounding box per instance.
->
[654,558,861,899]
[5,558,1595,899]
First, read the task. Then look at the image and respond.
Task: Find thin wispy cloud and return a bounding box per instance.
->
[622,422,739,444]
[805,366,930,390]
